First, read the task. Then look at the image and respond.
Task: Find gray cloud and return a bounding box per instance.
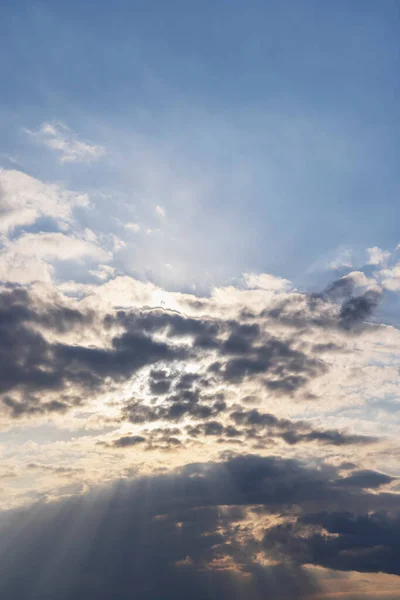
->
[263,511,400,577]
[230,409,376,447]
[0,289,188,417]
[0,454,399,599]
[1,281,361,421]
[265,276,381,333]
[112,435,146,448]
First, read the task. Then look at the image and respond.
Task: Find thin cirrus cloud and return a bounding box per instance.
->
[25,121,105,163]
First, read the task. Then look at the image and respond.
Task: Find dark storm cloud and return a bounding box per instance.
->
[264,375,308,394]
[263,511,400,577]
[0,288,189,416]
[149,369,173,395]
[0,454,399,599]
[149,378,172,394]
[0,454,327,600]
[175,372,202,390]
[334,469,394,488]
[120,399,374,450]
[221,322,261,354]
[323,276,357,301]
[109,309,222,349]
[133,426,184,451]
[187,420,224,437]
[112,435,146,448]
[55,331,186,381]
[111,310,324,394]
[280,429,376,446]
[0,278,379,422]
[36,304,95,333]
[220,336,324,390]
[338,290,380,330]
[121,394,227,425]
[230,409,375,447]
[265,276,381,332]
[2,395,74,417]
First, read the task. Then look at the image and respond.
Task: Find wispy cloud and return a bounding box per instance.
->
[25,121,105,164]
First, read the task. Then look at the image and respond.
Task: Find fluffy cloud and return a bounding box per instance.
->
[0,168,89,233]
[243,272,292,292]
[367,246,391,266]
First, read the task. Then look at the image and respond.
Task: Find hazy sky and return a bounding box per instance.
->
[1,2,400,599]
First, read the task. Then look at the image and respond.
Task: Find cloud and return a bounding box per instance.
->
[230,409,376,447]
[263,511,400,577]
[0,232,111,285]
[218,334,324,389]
[335,469,394,488]
[0,288,188,417]
[0,263,397,524]
[4,231,110,262]
[378,263,400,291]
[25,122,105,163]
[124,222,141,232]
[148,368,173,395]
[0,454,399,599]
[367,246,391,266]
[0,169,111,285]
[0,252,54,284]
[243,272,292,292]
[0,168,89,234]
[338,290,381,330]
[0,267,386,432]
[266,272,382,332]
[111,434,146,447]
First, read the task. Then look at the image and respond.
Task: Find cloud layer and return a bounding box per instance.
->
[0,159,399,599]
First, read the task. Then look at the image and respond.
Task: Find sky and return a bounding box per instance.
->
[0,1,400,598]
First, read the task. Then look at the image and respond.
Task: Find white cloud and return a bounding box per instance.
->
[0,232,111,284]
[124,222,141,232]
[377,264,400,291]
[0,168,89,234]
[341,270,380,291]
[243,272,292,292]
[89,265,116,281]
[4,232,110,263]
[155,205,166,217]
[25,121,105,164]
[0,252,54,284]
[367,246,391,266]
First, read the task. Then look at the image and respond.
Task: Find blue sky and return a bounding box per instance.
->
[1,0,400,291]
